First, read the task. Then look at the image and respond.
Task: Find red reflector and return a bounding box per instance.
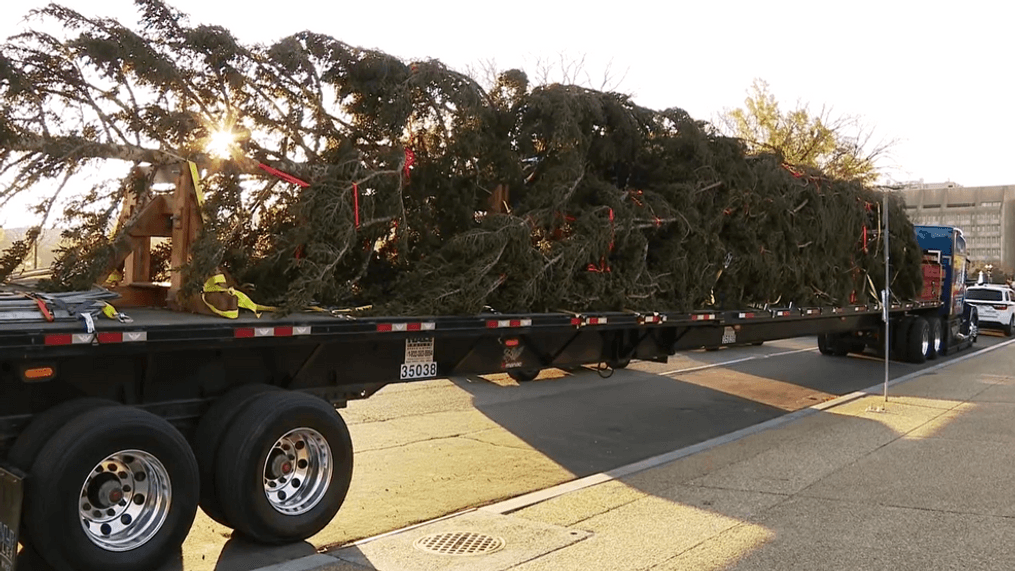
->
[407,323,422,331]
[509,320,521,327]
[505,339,520,347]
[274,326,294,337]
[486,320,499,328]
[45,334,73,346]
[97,332,123,344]
[234,328,255,338]
[376,323,393,332]
[570,318,581,326]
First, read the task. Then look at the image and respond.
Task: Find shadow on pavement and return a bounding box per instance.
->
[209,535,316,571]
[17,544,183,571]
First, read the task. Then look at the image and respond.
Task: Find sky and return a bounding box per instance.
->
[1,0,1012,208]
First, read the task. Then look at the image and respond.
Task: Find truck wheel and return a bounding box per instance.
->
[194,384,282,526]
[818,334,849,356]
[938,318,950,356]
[891,316,913,361]
[508,369,540,382]
[25,406,199,571]
[214,391,353,544]
[927,318,942,360]
[817,334,832,355]
[607,357,631,370]
[830,335,851,357]
[8,397,119,473]
[905,317,929,364]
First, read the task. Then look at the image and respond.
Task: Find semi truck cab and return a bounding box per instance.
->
[914,225,977,347]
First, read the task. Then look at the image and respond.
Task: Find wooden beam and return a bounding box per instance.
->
[167,167,203,309]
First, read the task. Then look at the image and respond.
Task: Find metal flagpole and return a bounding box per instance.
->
[883,193,890,401]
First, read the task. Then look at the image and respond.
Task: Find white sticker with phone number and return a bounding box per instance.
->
[402,338,436,379]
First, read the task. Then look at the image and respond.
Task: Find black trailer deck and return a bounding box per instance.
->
[0,299,945,452]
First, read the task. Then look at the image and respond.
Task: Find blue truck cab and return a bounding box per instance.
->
[914,225,977,347]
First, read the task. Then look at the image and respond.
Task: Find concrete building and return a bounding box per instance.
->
[899,182,1015,275]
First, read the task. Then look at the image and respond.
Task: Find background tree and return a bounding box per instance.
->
[718,79,895,185]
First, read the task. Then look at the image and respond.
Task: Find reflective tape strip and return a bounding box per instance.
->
[486,319,533,328]
[378,322,436,332]
[774,310,790,317]
[738,312,755,319]
[97,332,122,344]
[294,326,312,335]
[72,334,94,344]
[45,334,73,346]
[123,331,148,342]
[691,314,716,321]
[587,317,608,325]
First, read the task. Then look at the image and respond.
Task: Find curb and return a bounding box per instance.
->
[251,337,1015,570]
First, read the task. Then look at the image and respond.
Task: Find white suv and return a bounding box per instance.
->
[966,284,1015,336]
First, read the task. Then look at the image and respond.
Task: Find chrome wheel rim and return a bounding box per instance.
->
[920,327,929,356]
[78,450,171,552]
[262,427,333,515]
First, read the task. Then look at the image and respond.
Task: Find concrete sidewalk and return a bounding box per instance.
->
[269,339,1015,571]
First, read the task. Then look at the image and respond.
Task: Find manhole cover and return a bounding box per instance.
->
[413,531,506,556]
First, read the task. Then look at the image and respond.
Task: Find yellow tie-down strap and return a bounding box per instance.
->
[202,274,276,319]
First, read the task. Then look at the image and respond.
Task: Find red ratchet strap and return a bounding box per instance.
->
[34,297,54,322]
[257,163,310,188]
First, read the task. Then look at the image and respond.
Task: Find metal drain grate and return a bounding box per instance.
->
[413,531,506,556]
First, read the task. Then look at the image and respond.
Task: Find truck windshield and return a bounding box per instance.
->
[966,289,1003,301]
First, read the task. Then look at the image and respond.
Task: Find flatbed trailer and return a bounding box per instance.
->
[0,289,975,571]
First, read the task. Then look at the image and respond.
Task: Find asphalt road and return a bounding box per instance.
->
[17,332,1011,571]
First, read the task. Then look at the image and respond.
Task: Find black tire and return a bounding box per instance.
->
[508,369,540,382]
[938,318,950,356]
[905,317,929,364]
[818,333,849,356]
[25,406,199,571]
[194,384,282,526]
[608,357,632,369]
[215,391,353,544]
[830,334,851,357]
[8,397,119,473]
[927,318,942,360]
[891,316,913,361]
[1006,316,1014,337]
[817,334,833,356]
